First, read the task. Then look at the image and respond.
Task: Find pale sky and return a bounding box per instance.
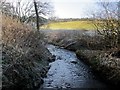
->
[51,1,98,18]
[5,0,120,18]
[50,0,119,18]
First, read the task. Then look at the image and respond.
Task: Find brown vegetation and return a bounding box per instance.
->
[76,49,120,86]
[43,29,120,86]
[2,15,53,89]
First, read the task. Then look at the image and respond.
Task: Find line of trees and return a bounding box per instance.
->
[1,0,53,31]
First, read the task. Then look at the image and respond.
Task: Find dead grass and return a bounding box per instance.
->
[2,15,52,89]
[43,29,120,86]
[76,49,120,86]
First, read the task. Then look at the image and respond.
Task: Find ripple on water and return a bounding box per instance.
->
[41,45,109,89]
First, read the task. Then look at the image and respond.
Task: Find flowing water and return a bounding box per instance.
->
[40,45,109,89]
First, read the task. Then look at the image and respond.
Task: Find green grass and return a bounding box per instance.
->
[41,20,96,30]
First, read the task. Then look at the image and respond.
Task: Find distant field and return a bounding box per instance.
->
[41,21,96,30]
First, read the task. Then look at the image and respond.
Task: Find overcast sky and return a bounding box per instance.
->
[51,1,98,18]
[50,0,119,18]
[6,0,120,18]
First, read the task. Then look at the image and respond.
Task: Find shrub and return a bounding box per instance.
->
[2,15,52,89]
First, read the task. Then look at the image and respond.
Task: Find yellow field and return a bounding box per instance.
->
[41,21,96,30]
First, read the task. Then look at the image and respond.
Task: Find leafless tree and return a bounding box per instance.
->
[1,0,53,29]
[92,1,120,48]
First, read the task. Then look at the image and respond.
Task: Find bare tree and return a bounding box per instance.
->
[1,0,53,29]
[93,1,120,48]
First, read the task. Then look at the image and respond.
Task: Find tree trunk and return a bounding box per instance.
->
[33,0,39,31]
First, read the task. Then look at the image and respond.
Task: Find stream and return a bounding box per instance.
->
[40,44,109,89]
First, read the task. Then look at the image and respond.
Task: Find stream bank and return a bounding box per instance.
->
[43,30,120,87]
[40,44,111,89]
[2,22,54,90]
[76,49,120,87]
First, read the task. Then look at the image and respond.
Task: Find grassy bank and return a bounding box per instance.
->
[41,20,96,30]
[2,15,54,89]
[76,50,120,86]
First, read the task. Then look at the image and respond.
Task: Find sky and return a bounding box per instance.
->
[5,0,120,18]
[51,1,98,18]
[50,0,119,18]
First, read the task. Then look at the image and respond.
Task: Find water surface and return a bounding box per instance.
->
[41,45,109,89]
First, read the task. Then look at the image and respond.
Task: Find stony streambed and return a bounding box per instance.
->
[40,45,111,89]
